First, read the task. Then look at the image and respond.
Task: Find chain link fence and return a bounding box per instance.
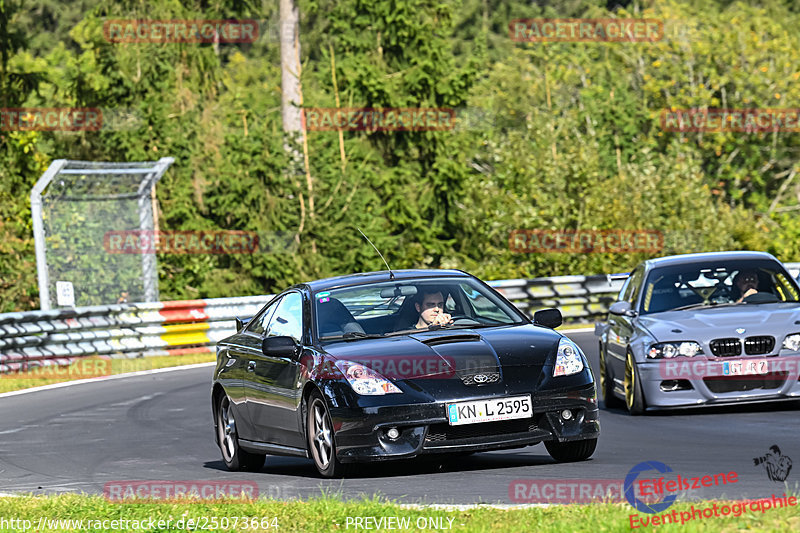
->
[31,158,174,310]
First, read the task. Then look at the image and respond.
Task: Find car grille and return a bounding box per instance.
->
[744,336,775,355]
[425,419,536,443]
[704,372,788,393]
[460,372,501,386]
[709,338,741,357]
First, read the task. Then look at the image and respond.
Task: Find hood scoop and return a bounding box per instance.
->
[419,333,481,346]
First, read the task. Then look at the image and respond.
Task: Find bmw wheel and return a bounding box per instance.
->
[624,351,645,415]
[216,394,265,471]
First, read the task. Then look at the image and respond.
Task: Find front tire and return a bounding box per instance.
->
[545,438,597,462]
[307,391,352,478]
[624,351,646,415]
[599,343,624,409]
[216,394,265,471]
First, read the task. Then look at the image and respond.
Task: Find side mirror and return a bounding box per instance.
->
[262,335,300,358]
[533,308,562,329]
[609,301,635,316]
[235,316,253,332]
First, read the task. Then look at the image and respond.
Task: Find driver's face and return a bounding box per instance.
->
[416,292,444,325]
[736,272,758,292]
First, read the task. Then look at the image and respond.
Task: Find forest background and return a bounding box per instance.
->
[2,0,800,312]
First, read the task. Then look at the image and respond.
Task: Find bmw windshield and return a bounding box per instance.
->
[639,259,800,315]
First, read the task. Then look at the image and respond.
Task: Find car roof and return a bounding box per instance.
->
[643,251,779,270]
[304,269,471,292]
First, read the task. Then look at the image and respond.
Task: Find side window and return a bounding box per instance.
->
[266,292,303,342]
[627,267,645,306]
[245,298,280,335]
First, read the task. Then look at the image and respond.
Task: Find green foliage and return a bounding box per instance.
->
[1,0,800,311]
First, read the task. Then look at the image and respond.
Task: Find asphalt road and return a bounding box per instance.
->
[2,330,798,504]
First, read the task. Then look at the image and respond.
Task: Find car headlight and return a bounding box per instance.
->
[783,333,800,352]
[553,337,585,377]
[334,360,402,395]
[647,342,703,359]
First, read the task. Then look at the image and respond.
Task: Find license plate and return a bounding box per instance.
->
[446,395,532,426]
[722,359,769,376]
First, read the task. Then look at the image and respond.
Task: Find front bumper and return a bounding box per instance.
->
[328,385,599,463]
[638,354,800,409]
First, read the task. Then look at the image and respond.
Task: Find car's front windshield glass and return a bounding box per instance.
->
[640,259,800,314]
[314,277,525,340]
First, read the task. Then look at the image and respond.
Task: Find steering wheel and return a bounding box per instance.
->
[742,292,779,304]
[444,314,481,326]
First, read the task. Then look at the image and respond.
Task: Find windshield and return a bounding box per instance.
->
[640,259,800,314]
[314,277,525,340]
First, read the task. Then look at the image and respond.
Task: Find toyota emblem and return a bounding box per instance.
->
[473,374,489,383]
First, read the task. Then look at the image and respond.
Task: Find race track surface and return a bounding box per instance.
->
[2,330,797,504]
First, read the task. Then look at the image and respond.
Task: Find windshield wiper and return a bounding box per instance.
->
[671,302,738,312]
[320,331,384,341]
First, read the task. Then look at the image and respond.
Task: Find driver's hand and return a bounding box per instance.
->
[739,289,758,302]
[432,313,453,326]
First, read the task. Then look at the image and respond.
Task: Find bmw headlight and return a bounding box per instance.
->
[553,337,585,377]
[783,333,800,352]
[647,341,703,359]
[334,360,402,395]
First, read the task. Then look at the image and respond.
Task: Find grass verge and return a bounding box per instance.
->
[0,494,798,532]
[0,353,214,394]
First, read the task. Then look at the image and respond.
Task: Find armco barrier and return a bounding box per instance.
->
[0,296,269,373]
[1,263,798,373]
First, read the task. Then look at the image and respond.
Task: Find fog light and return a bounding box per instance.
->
[386,427,400,440]
[561,409,572,420]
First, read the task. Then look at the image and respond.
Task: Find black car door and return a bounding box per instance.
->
[225,298,280,442]
[244,291,305,448]
[608,266,645,378]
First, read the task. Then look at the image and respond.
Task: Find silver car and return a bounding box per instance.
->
[596,251,800,414]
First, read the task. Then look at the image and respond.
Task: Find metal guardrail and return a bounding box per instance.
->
[1,263,798,373]
[0,296,268,373]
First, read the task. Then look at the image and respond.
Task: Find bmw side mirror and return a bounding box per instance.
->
[262,336,300,358]
[235,317,245,332]
[533,308,562,329]
[609,301,636,317]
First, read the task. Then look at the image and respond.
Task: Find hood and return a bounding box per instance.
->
[638,302,800,342]
[319,325,561,394]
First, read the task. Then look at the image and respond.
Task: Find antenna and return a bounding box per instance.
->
[357,227,394,280]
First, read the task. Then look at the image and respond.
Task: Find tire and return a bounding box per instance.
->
[624,351,646,416]
[216,394,266,471]
[307,391,352,478]
[545,438,597,462]
[599,343,624,409]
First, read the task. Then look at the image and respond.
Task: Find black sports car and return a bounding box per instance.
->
[596,251,800,414]
[212,269,599,477]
